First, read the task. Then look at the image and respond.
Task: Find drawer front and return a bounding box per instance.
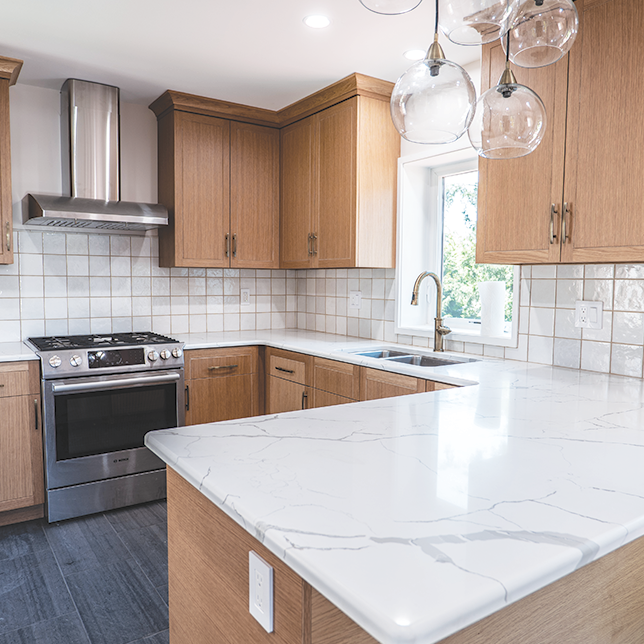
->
[313,357,359,400]
[360,367,424,401]
[269,355,306,384]
[187,348,257,379]
[0,362,39,398]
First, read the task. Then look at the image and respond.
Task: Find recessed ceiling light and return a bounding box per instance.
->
[404,49,426,61]
[304,15,331,29]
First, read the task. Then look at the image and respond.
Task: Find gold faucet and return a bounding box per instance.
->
[410,271,452,352]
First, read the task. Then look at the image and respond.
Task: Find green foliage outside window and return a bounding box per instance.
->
[441,176,514,322]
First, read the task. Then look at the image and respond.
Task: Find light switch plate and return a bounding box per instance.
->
[241,289,251,306]
[574,300,603,329]
[249,550,273,633]
[349,291,362,309]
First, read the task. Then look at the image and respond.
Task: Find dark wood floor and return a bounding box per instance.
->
[0,501,169,644]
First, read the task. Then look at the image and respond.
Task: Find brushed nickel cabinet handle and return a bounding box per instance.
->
[209,364,238,370]
[549,204,558,244]
[34,399,39,431]
[0,383,4,388]
[302,390,308,409]
[562,202,571,243]
[185,385,190,411]
[308,233,313,256]
[225,233,230,258]
[5,222,10,252]
[275,366,295,374]
[312,233,318,256]
[232,234,237,258]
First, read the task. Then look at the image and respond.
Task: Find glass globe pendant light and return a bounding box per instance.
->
[503,0,578,68]
[468,30,546,158]
[439,0,518,46]
[391,0,476,144]
[359,0,423,15]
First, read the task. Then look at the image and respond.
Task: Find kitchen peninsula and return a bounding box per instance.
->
[145,330,644,644]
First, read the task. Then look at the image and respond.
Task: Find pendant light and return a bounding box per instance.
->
[390,0,476,144]
[439,0,517,46]
[503,0,578,67]
[468,30,546,158]
[359,0,423,14]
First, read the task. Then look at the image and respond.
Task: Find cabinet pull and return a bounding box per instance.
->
[308,233,314,256]
[225,233,230,258]
[5,222,10,252]
[209,364,238,370]
[312,233,318,255]
[34,399,39,431]
[185,385,190,411]
[562,202,571,243]
[549,204,558,244]
[232,234,237,258]
[302,390,308,409]
[275,366,295,374]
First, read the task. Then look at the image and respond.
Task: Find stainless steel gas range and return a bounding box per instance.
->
[26,332,185,522]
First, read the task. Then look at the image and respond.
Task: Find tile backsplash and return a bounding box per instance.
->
[3,229,644,380]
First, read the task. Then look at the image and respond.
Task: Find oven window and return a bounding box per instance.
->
[54,383,177,460]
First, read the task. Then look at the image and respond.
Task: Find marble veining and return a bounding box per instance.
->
[145,331,644,644]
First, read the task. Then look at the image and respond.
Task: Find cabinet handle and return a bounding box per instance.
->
[225,233,230,258]
[312,233,318,255]
[308,233,313,256]
[232,234,237,258]
[209,364,238,370]
[5,222,10,252]
[562,202,571,244]
[549,204,558,244]
[302,390,308,409]
[185,385,190,411]
[34,399,39,431]
[275,366,295,374]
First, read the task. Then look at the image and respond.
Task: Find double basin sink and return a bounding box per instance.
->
[345,348,479,369]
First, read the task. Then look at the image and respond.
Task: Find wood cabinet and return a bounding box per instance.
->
[477,0,644,265]
[360,367,425,401]
[279,76,399,269]
[0,361,44,526]
[0,57,22,266]
[184,347,259,425]
[151,92,279,269]
[265,348,312,414]
[311,357,359,408]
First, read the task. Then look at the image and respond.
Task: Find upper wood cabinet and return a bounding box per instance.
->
[280,77,399,269]
[477,0,644,265]
[0,57,22,266]
[150,92,280,269]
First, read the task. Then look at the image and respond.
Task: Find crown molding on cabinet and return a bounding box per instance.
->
[0,56,23,86]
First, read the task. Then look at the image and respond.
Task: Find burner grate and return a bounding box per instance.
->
[28,332,179,351]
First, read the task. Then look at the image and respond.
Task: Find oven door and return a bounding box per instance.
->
[42,369,185,489]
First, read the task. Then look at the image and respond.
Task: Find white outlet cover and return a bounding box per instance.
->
[240,288,251,306]
[249,550,273,633]
[349,290,362,309]
[574,300,603,330]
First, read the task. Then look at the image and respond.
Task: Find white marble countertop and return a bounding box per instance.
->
[146,330,644,644]
[0,342,39,363]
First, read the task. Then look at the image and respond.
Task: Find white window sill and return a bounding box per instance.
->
[397,323,517,348]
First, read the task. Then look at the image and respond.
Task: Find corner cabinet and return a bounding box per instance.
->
[0,57,23,266]
[477,0,644,265]
[150,92,280,269]
[280,79,399,269]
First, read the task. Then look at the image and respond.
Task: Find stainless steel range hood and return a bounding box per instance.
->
[25,79,168,231]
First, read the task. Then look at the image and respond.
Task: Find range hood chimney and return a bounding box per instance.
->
[26,79,168,231]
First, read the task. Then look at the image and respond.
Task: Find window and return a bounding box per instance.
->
[395,148,519,348]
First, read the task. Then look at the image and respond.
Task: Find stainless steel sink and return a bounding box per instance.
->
[349,349,410,359]
[386,355,479,368]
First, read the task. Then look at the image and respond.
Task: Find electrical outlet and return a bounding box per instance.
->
[349,290,362,309]
[574,300,603,329]
[240,288,251,306]
[249,551,273,633]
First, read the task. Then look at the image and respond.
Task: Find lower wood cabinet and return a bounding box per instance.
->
[0,361,44,526]
[360,367,425,401]
[265,348,312,414]
[184,347,259,425]
[311,357,359,409]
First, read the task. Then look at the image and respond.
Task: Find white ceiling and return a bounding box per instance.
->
[1,0,480,109]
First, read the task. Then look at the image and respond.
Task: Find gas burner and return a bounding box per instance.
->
[28,332,179,352]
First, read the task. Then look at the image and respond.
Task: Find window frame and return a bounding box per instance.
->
[395,147,519,349]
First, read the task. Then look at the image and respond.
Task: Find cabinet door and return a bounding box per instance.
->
[311,389,355,409]
[0,393,43,513]
[267,376,310,414]
[159,111,230,268]
[280,117,315,268]
[359,368,425,401]
[562,0,644,263]
[315,98,358,268]
[0,78,12,265]
[476,41,569,264]
[425,380,458,392]
[230,122,279,269]
[186,374,258,425]
[312,357,359,401]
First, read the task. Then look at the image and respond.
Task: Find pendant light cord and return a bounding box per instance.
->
[434,0,439,40]
[505,28,510,66]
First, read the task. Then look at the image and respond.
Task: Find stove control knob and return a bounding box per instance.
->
[70,355,82,367]
[49,355,62,368]
[160,350,171,360]
[148,351,159,362]
[172,347,183,359]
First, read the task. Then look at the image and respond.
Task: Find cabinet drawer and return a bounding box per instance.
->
[0,362,39,398]
[268,354,307,384]
[186,348,257,379]
[360,367,425,401]
[313,357,359,400]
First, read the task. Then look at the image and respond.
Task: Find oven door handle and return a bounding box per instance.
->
[51,372,182,394]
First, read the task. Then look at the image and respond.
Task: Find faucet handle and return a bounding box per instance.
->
[437,326,451,336]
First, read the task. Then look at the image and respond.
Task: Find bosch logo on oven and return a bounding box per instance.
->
[113,457,130,463]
